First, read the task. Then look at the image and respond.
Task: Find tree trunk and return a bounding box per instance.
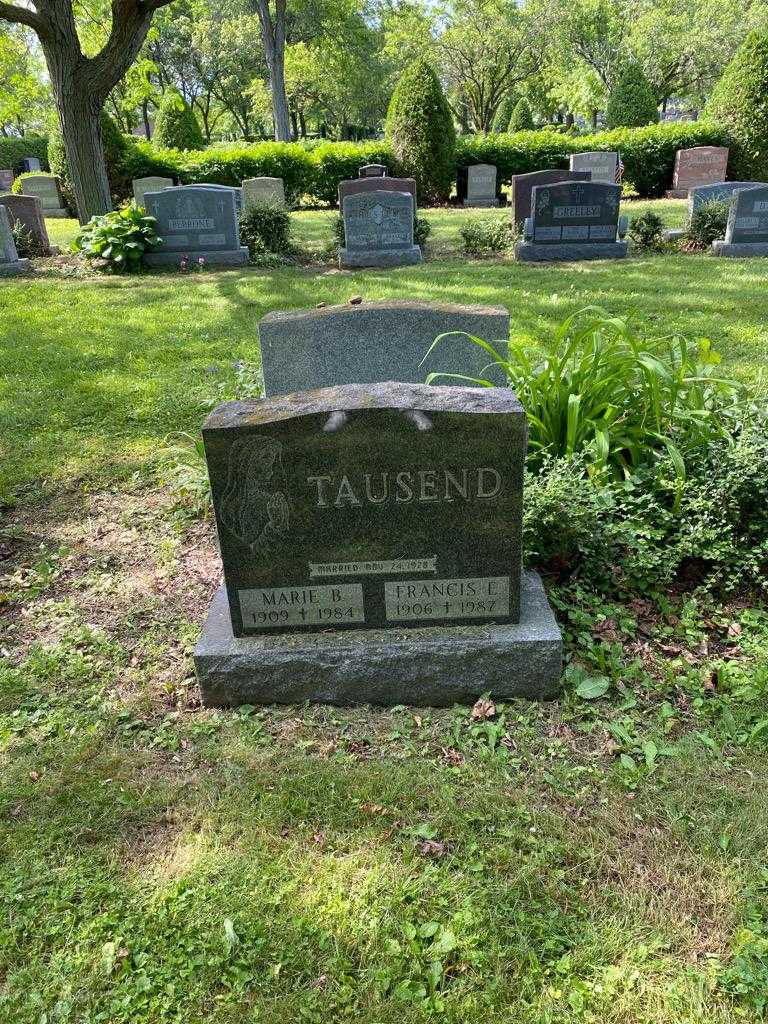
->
[254,0,291,141]
[142,100,152,139]
[290,108,298,139]
[298,110,306,138]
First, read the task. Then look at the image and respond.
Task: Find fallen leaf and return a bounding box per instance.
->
[417,839,449,858]
[471,697,496,720]
[727,622,742,638]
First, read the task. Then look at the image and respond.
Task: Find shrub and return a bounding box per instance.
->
[309,140,395,206]
[706,31,768,181]
[385,58,456,204]
[508,97,535,133]
[628,210,665,252]
[460,215,516,255]
[687,199,729,247]
[0,135,48,176]
[239,203,293,263]
[492,93,519,133]
[153,91,204,151]
[426,308,747,485]
[73,206,161,272]
[605,64,660,129]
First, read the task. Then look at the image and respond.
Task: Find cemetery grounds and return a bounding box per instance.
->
[1,199,768,1023]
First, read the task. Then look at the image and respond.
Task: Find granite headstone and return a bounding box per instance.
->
[143,186,248,267]
[713,184,768,257]
[339,190,421,268]
[338,174,417,209]
[688,181,766,219]
[194,381,562,706]
[20,157,41,172]
[464,164,499,208]
[243,176,286,210]
[510,169,591,226]
[515,180,627,261]
[569,151,619,184]
[18,174,68,217]
[359,164,388,177]
[0,170,14,192]
[133,176,174,207]
[0,194,57,255]
[170,182,243,217]
[0,205,30,275]
[258,300,510,397]
[666,146,729,198]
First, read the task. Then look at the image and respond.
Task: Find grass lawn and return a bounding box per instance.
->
[1,200,767,1023]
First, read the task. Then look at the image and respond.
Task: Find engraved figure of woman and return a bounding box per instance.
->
[219,437,290,554]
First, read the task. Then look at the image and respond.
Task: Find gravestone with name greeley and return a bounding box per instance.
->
[194,380,562,706]
[340,190,422,268]
[0,205,30,276]
[569,151,620,184]
[143,186,248,267]
[712,184,768,257]
[665,146,729,198]
[19,174,68,217]
[515,181,627,261]
[464,164,499,208]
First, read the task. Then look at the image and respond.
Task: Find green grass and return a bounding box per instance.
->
[1,199,767,1023]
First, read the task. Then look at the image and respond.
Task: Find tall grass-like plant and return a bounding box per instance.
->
[424,308,747,491]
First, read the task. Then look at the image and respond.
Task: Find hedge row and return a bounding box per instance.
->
[0,135,49,175]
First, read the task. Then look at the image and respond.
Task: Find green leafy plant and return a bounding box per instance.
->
[385,58,456,204]
[605,63,660,129]
[687,199,730,248]
[11,221,47,259]
[425,308,747,485]
[628,210,665,252]
[706,30,768,181]
[153,90,204,151]
[459,215,516,255]
[73,206,161,272]
[159,432,211,518]
[508,97,535,132]
[239,202,294,264]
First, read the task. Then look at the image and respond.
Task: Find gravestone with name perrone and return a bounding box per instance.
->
[0,205,31,276]
[359,164,388,177]
[194,380,562,706]
[0,194,58,255]
[143,186,248,267]
[133,176,174,207]
[515,180,627,262]
[666,146,729,198]
[464,164,499,208]
[569,151,620,184]
[510,169,591,226]
[338,174,417,209]
[0,170,14,192]
[242,176,286,211]
[20,157,41,172]
[258,300,510,397]
[340,190,421,268]
[19,174,68,217]
[712,184,768,257]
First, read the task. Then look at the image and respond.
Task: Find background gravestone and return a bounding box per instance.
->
[510,169,591,226]
[258,300,510,397]
[666,146,729,198]
[569,151,619,184]
[0,170,14,192]
[339,190,421,268]
[688,181,765,218]
[133,176,173,207]
[515,180,627,262]
[0,194,57,255]
[194,381,562,706]
[20,157,41,172]
[464,164,499,208]
[19,174,68,217]
[338,174,417,209]
[359,164,388,177]
[0,205,30,275]
[143,186,248,267]
[713,184,768,256]
[242,177,286,210]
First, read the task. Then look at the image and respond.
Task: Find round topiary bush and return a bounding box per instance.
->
[705,31,768,181]
[605,64,659,130]
[492,92,519,133]
[385,58,456,204]
[153,91,204,151]
[509,97,535,133]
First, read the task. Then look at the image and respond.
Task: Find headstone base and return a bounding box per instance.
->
[515,241,628,262]
[195,571,563,707]
[463,198,500,208]
[143,246,249,268]
[662,229,685,242]
[0,257,31,276]
[664,189,689,199]
[339,245,422,268]
[712,240,768,258]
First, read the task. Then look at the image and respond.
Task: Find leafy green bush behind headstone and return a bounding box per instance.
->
[605,64,660,130]
[706,30,768,181]
[153,91,205,151]
[239,203,293,264]
[687,200,730,247]
[508,98,535,133]
[385,58,456,204]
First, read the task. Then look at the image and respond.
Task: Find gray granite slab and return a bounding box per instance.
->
[687,181,766,219]
[464,164,499,207]
[712,241,768,257]
[18,174,67,215]
[510,169,591,225]
[0,205,30,275]
[195,570,563,706]
[133,176,173,207]
[338,175,417,208]
[143,185,247,267]
[258,299,510,396]
[0,194,57,255]
[516,180,626,261]
[340,190,422,268]
[243,177,285,210]
[359,164,388,177]
[569,151,619,184]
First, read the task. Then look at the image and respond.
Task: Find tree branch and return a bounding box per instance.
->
[0,1,45,33]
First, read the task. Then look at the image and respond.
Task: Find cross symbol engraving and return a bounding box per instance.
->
[573,185,585,204]
[371,204,384,225]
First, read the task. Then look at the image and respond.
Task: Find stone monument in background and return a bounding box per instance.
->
[569,151,620,184]
[339,190,422,268]
[18,174,68,217]
[0,205,31,275]
[143,186,248,267]
[666,146,729,198]
[713,184,768,257]
[133,176,174,207]
[243,177,286,211]
[463,164,499,207]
